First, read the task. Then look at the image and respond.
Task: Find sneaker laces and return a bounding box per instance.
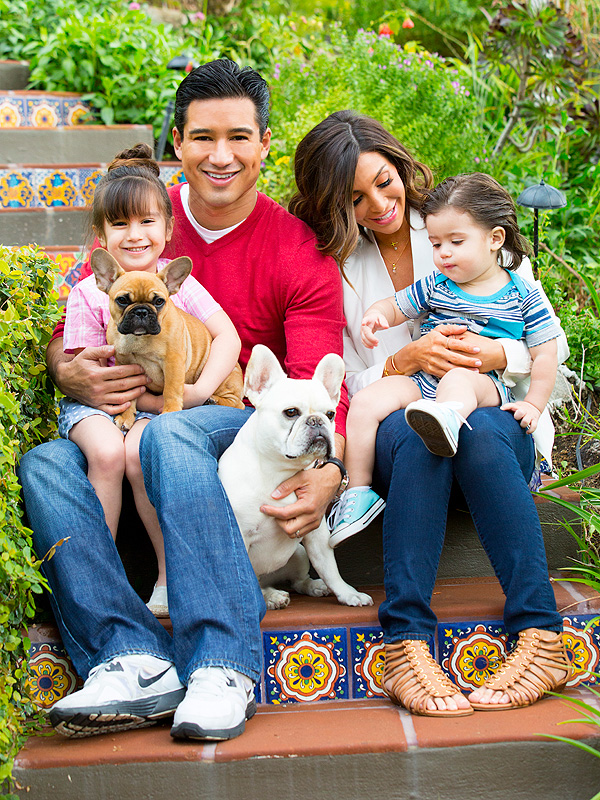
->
[440,401,473,431]
[327,492,355,530]
[187,667,247,698]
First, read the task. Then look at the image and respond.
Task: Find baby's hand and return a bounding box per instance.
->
[360,312,389,349]
[501,400,541,433]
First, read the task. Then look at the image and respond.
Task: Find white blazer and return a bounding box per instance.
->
[341,209,569,466]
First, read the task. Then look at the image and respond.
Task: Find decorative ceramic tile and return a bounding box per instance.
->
[44,249,86,302]
[161,166,186,187]
[263,628,348,704]
[26,99,61,128]
[439,621,515,692]
[38,169,79,207]
[26,642,80,708]
[350,626,385,698]
[563,615,600,687]
[0,170,35,207]
[440,615,600,691]
[0,98,24,127]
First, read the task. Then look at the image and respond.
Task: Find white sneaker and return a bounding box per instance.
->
[48,654,185,738]
[405,399,471,457]
[147,584,169,618]
[171,666,256,741]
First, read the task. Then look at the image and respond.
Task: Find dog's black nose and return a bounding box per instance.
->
[134,307,149,319]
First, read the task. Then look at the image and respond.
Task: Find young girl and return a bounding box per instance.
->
[330,172,560,545]
[59,143,242,617]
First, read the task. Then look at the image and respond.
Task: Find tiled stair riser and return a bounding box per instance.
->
[2,167,186,301]
[26,613,600,711]
[0,93,91,128]
[0,165,185,209]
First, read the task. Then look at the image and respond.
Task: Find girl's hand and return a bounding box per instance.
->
[360,312,389,348]
[501,400,541,433]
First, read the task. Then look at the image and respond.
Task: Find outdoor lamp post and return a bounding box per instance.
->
[517,179,567,275]
[155,54,196,162]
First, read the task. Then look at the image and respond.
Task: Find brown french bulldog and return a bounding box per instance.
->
[91,248,245,431]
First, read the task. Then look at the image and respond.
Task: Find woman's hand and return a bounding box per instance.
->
[393,324,483,377]
[260,463,341,539]
[48,339,150,414]
[450,330,507,374]
[361,311,389,349]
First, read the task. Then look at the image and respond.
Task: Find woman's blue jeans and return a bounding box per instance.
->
[18,405,266,684]
[373,407,563,642]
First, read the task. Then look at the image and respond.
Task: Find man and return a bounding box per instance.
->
[18,59,348,742]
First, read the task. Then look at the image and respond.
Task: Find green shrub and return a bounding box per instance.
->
[264,27,486,204]
[0,246,61,800]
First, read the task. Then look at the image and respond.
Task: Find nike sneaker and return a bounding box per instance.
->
[48,654,185,738]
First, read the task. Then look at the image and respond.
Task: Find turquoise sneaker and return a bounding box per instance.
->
[405,399,471,457]
[328,488,385,549]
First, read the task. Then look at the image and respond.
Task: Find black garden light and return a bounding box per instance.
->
[155,54,196,162]
[517,179,567,269]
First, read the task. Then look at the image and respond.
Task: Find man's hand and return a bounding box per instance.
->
[48,339,149,414]
[260,463,341,539]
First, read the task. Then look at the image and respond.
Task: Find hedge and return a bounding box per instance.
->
[0,245,61,799]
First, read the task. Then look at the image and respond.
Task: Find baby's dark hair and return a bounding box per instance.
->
[89,143,172,242]
[420,172,531,270]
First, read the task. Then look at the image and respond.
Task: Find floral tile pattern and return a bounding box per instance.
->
[263,628,348,704]
[26,642,80,708]
[439,615,600,691]
[0,167,183,210]
[350,626,386,698]
[0,93,91,128]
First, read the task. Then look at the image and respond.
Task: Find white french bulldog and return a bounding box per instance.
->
[218,344,373,610]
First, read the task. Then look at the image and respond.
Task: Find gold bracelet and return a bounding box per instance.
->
[383,355,404,377]
[390,353,404,375]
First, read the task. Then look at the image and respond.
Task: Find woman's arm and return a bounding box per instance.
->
[182,310,242,408]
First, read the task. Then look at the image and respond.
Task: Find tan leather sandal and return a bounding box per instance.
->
[382,640,474,717]
[470,628,571,711]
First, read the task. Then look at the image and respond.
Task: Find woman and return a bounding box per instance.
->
[289,110,571,717]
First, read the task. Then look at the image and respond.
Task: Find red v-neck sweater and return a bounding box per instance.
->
[55,186,349,433]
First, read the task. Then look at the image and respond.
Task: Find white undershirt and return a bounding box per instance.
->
[179,183,244,243]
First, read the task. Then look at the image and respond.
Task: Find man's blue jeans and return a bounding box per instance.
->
[18,405,266,684]
[374,407,563,642]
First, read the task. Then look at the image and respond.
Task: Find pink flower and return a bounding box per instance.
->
[368,47,374,55]
[192,11,205,21]
[378,23,394,37]
[128,2,141,9]
[402,18,414,29]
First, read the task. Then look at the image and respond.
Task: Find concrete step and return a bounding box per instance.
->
[0,59,29,90]
[0,124,154,164]
[0,90,92,128]
[17,579,600,800]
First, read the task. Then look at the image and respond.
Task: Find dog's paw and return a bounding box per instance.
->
[114,413,133,432]
[295,578,330,597]
[337,590,373,607]
[263,587,291,610]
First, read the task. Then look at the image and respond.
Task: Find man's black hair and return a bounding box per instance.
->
[174,58,270,137]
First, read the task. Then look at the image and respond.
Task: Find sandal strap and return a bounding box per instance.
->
[482,629,571,704]
[383,640,461,714]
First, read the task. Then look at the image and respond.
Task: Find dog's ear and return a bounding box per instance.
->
[313,353,345,406]
[158,257,192,295]
[244,344,286,407]
[90,249,123,294]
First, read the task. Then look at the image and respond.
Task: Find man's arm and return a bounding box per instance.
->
[47,337,150,414]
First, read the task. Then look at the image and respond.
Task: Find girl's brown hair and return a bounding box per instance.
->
[420,172,531,270]
[289,110,433,278]
[89,143,172,244]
